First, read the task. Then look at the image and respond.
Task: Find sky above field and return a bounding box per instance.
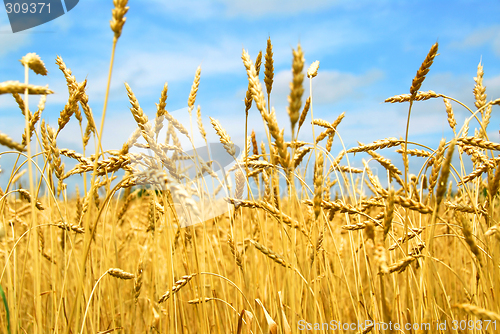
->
[1,0,500,189]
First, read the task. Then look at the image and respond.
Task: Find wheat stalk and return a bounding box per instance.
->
[153,82,168,136]
[347,138,404,153]
[0,81,53,95]
[459,136,500,151]
[196,105,206,142]
[210,117,236,157]
[443,98,456,132]
[20,53,48,76]
[427,138,446,195]
[287,44,304,131]
[188,66,201,112]
[458,157,500,185]
[313,153,324,220]
[107,268,135,280]
[64,153,141,178]
[307,60,320,78]
[453,304,500,321]
[0,132,26,152]
[245,51,262,113]
[242,49,267,116]
[383,190,394,240]
[110,0,129,39]
[473,61,487,112]
[264,37,274,98]
[134,261,143,302]
[158,274,197,303]
[18,189,44,210]
[435,140,456,206]
[385,90,440,103]
[250,240,291,268]
[57,80,86,134]
[410,42,439,97]
[266,108,290,169]
[457,213,482,267]
[388,228,424,250]
[228,233,243,271]
[297,96,311,132]
[384,255,422,274]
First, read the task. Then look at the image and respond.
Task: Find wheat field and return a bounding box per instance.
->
[0,1,499,333]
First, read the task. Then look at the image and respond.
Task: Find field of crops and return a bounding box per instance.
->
[0,1,499,333]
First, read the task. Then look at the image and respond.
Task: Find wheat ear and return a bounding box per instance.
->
[242,49,267,116]
[385,90,440,103]
[264,37,274,98]
[188,66,201,112]
[287,44,304,131]
[0,81,53,95]
[134,261,143,302]
[110,0,129,39]
[435,140,455,206]
[244,51,262,113]
[473,60,487,112]
[158,274,197,304]
[410,42,439,97]
[107,268,135,280]
[453,304,500,321]
[0,132,26,152]
[313,153,324,220]
[250,240,291,268]
[20,53,48,76]
[153,82,168,136]
[210,117,236,157]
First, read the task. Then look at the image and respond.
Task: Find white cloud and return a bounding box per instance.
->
[269,67,384,107]
[451,25,500,57]
[218,0,340,17]
[75,37,247,102]
[147,0,220,20]
[0,24,31,56]
[149,0,341,19]
[484,73,500,98]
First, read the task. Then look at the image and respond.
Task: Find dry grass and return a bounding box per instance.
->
[0,4,499,334]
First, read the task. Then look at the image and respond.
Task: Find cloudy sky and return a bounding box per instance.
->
[1,0,500,189]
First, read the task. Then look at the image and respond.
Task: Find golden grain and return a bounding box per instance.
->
[347,138,405,153]
[410,42,438,97]
[287,44,304,130]
[443,98,456,132]
[158,274,197,304]
[0,81,53,95]
[313,153,324,220]
[385,90,440,103]
[453,304,500,321]
[188,66,201,112]
[209,117,236,157]
[307,60,320,78]
[264,37,274,97]
[20,53,48,76]
[242,49,267,116]
[107,268,135,280]
[473,61,487,111]
[110,0,129,39]
[0,131,26,152]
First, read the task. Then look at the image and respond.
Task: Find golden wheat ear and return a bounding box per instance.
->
[410,42,438,97]
[287,43,304,131]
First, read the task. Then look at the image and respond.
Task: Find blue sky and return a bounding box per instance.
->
[1,0,500,190]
